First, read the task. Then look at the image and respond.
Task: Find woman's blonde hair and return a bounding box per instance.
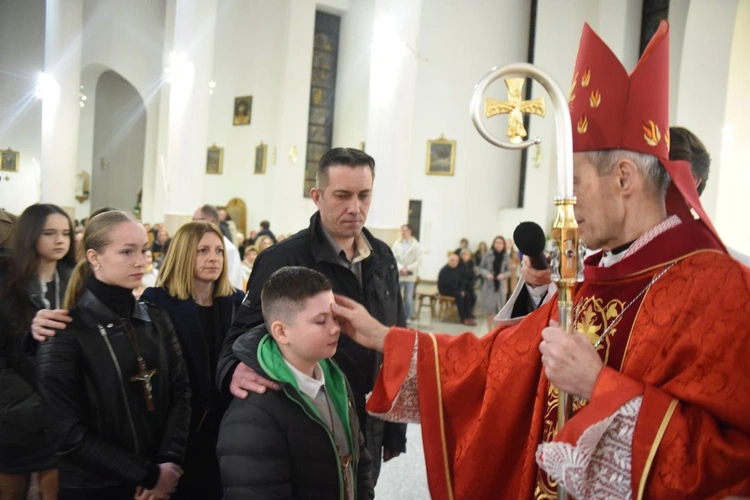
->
[156,222,235,300]
[64,210,137,308]
[256,235,274,253]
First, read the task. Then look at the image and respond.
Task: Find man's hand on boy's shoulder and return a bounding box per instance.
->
[230,362,281,399]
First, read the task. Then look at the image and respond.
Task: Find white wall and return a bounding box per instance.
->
[674,0,738,226]
[77,0,166,221]
[203,0,290,235]
[90,71,147,213]
[715,0,750,254]
[405,0,531,279]
[0,0,45,214]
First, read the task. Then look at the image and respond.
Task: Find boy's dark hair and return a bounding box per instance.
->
[315,147,375,191]
[261,266,334,328]
[260,220,270,230]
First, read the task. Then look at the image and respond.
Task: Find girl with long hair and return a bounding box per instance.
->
[141,222,243,499]
[479,236,510,330]
[0,203,76,500]
[35,210,191,500]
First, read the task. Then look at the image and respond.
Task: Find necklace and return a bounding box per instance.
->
[575,262,677,349]
[123,320,158,412]
[39,269,61,310]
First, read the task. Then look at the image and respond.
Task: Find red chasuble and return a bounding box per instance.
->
[367,219,750,499]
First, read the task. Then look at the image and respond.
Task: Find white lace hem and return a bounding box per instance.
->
[536,395,643,500]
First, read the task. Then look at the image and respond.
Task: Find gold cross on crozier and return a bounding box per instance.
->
[131,357,158,412]
[484,77,546,144]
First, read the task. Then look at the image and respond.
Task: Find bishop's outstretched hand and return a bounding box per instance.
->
[332,294,389,353]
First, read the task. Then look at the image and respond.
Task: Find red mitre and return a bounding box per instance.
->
[569,21,726,250]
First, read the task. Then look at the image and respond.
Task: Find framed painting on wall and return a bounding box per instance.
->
[1,148,19,172]
[206,144,224,174]
[425,135,455,176]
[233,96,252,126]
[255,142,267,174]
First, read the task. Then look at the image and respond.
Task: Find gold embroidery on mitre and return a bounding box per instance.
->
[664,129,671,151]
[582,68,591,88]
[577,115,588,134]
[590,89,601,108]
[643,120,661,147]
[568,72,578,105]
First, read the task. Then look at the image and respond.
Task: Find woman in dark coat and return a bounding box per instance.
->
[0,204,76,500]
[141,222,243,500]
[36,210,191,500]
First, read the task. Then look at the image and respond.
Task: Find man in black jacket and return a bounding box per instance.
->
[216,147,407,483]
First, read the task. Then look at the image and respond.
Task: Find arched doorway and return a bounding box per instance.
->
[226,197,248,238]
[90,70,147,216]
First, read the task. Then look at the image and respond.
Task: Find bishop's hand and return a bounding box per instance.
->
[539,320,603,400]
[332,295,389,353]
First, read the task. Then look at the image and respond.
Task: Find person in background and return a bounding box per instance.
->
[217,209,237,246]
[142,222,243,500]
[0,203,77,500]
[479,236,509,330]
[454,237,470,256]
[0,208,16,255]
[245,230,258,246]
[256,220,277,244]
[438,253,475,326]
[217,267,374,500]
[391,224,422,323]
[193,205,243,290]
[474,241,488,267]
[255,235,274,254]
[36,210,191,500]
[133,249,158,300]
[459,248,478,321]
[241,245,258,283]
[152,228,169,256]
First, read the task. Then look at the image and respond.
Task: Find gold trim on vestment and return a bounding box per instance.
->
[637,398,678,500]
[427,332,455,500]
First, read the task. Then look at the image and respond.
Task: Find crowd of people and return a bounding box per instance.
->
[1,19,748,500]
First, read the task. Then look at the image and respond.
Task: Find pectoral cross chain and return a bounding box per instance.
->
[131,357,158,412]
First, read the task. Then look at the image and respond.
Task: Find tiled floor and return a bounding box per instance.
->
[374,304,493,499]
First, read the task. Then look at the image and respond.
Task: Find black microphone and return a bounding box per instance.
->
[513,221,549,270]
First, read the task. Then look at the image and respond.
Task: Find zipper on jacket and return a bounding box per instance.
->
[283,387,350,500]
[97,324,141,455]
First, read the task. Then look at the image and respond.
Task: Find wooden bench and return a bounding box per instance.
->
[436,294,459,322]
[416,291,438,319]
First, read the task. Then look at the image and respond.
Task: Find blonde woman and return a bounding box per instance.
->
[255,235,274,254]
[141,222,243,500]
[35,210,191,500]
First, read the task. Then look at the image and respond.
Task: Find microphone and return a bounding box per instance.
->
[513,221,549,270]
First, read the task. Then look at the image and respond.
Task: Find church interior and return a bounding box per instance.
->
[1,1,750,498]
[1,0,748,279]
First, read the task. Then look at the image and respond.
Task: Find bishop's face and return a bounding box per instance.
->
[573,153,624,251]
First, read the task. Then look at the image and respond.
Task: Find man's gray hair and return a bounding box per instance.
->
[198,204,220,224]
[586,150,671,198]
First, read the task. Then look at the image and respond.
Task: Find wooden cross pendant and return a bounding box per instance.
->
[484,77,546,144]
[130,357,158,412]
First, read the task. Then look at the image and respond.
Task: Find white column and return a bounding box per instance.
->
[162,0,217,233]
[365,0,422,243]
[40,0,83,216]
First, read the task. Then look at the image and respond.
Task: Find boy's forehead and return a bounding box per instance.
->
[300,290,334,313]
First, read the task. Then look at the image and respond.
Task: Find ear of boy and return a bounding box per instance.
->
[270,320,291,345]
